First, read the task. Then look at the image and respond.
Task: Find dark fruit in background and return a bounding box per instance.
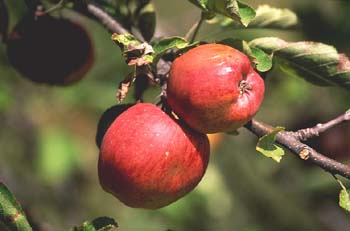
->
[98,103,210,209]
[6,14,94,85]
[167,44,265,134]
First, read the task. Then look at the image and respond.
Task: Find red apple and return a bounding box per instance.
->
[167,43,265,134]
[98,103,210,209]
[6,14,94,85]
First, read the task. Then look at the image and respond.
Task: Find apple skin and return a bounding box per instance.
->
[95,104,134,149]
[6,15,94,85]
[167,43,265,134]
[98,103,210,209]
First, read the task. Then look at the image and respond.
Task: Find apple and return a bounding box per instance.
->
[95,104,134,148]
[167,43,265,134]
[6,14,94,85]
[98,103,210,209]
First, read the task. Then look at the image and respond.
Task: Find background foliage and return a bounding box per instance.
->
[0,0,349,230]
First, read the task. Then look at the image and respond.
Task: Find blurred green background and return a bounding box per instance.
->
[1,0,350,230]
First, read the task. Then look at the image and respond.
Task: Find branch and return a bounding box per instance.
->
[84,3,350,180]
[86,4,129,35]
[245,115,350,179]
[294,109,350,141]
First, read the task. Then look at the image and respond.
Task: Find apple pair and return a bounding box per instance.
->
[98,44,265,209]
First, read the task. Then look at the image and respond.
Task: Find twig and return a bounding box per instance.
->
[294,109,350,141]
[185,13,205,43]
[84,2,350,180]
[245,118,350,179]
[87,4,129,35]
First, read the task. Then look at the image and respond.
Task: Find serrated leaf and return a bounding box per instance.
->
[70,217,118,231]
[137,3,156,42]
[249,37,350,89]
[189,0,255,27]
[248,5,298,29]
[219,38,272,72]
[256,126,285,163]
[152,37,188,63]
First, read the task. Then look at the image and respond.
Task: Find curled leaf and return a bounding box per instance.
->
[112,33,154,66]
[117,72,136,103]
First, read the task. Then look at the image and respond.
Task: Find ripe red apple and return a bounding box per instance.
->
[95,104,134,149]
[6,14,94,85]
[167,43,265,134]
[98,103,210,209]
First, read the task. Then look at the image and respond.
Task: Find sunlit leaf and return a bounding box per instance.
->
[256,126,285,163]
[188,0,256,26]
[70,217,118,231]
[339,189,350,213]
[249,37,350,89]
[248,5,298,29]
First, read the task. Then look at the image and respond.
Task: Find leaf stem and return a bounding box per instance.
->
[185,13,205,43]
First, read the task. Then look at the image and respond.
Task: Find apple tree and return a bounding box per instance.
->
[0,0,349,230]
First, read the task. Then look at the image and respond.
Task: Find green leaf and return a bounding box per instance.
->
[189,0,256,27]
[250,47,273,72]
[3,0,27,37]
[111,33,141,50]
[256,126,285,163]
[219,38,272,72]
[339,189,350,213]
[249,37,350,89]
[112,33,154,66]
[0,183,33,231]
[248,5,298,29]
[70,217,118,231]
[136,3,156,42]
[336,180,350,213]
[152,37,189,63]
